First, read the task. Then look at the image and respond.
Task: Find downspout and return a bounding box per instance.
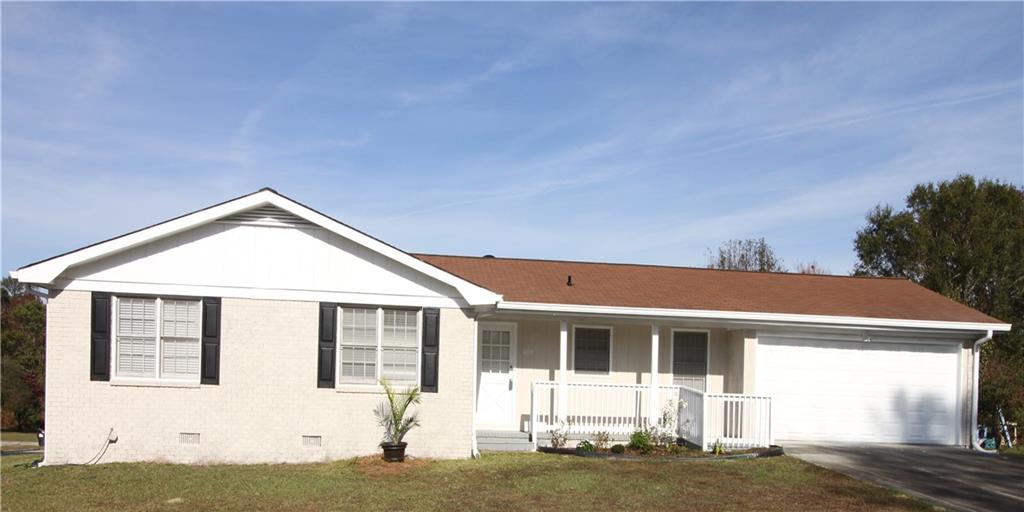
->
[471,311,481,458]
[971,329,996,453]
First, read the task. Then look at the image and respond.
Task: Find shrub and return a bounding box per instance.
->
[628,429,653,453]
[548,420,571,449]
[667,443,684,455]
[593,431,611,451]
[610,444,626,454]
[711,439,725,456]
[577,439,595,452]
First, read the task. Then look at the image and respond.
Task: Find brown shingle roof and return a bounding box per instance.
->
[415,254,1003,324]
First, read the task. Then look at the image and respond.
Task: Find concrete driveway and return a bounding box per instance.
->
[786,443,1024,512]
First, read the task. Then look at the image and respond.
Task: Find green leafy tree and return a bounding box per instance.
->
[706,238,785,272]
[1,276,47,430]
[853,175,1024,426]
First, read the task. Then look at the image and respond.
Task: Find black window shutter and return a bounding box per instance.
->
[201,297,222,385]
[317,303,337,388]
[90,292,111,381]
[421,308,440,393]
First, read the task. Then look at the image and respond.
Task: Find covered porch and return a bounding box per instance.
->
[474,316,773,451]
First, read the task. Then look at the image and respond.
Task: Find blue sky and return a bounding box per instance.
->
[3,2,1022,276]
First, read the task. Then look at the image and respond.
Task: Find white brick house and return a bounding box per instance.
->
[13,189,1011,464]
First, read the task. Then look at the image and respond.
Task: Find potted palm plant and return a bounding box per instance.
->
[374,379,421,462]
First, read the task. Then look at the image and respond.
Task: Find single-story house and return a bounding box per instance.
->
[13,188,1011,464]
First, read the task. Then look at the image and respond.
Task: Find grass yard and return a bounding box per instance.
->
[1,452,932,512]
[0,432,38,444]
[1001,444,1024,459]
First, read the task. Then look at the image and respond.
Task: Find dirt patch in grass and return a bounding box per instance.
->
[350,455,427,477]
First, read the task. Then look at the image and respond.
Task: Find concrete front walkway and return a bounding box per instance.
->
[786,443,1024,512]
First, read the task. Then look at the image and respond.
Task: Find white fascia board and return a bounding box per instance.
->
[15,189,502,307]
[495,301,1012,333]
[15,192,274,284]
[262,195,501,306]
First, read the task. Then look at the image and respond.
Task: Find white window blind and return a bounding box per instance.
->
[114,296,202,382]
[381,309,418,383]
[160,300,201,379]
[116,297,157,377]
[340,308,378,383]
[337,307,419,386]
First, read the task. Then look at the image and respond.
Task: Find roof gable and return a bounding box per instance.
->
[14,189,501,306]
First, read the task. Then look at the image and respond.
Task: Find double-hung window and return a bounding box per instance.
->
[338,307,420,386]
[573,326,612,374]
[672,330,708,391]
[114,296,202,382]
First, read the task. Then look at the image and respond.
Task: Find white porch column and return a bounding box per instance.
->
[558,320,568,422]
[649,323,660,427]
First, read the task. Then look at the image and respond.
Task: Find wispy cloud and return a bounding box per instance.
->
[386,167,634,221]
[77,25,124,97]
[671,80,1022,159]
[396,58,525,105]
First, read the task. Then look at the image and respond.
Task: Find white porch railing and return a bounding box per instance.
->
[530,381,772,451]
[678,385,773,450]
[530,381,682,443]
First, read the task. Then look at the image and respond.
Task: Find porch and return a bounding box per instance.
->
[475,317,773,451]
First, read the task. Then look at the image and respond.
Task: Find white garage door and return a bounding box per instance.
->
[758,335,961,445]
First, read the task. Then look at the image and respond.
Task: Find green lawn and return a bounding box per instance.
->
[1,452,932,512]
[0,432,38,444]
[1000,444,1024,459]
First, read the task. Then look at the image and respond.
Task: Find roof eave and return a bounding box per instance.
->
[493,301,1012,333]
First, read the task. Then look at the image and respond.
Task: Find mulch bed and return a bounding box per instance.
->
[538,445,784,460]
[350,455,427,477]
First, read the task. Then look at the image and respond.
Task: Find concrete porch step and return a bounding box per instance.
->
[477,430,530,440]
[477,430,533,452]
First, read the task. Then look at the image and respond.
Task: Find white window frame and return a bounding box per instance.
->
[669,328,710,391]
[336,306,422,389]
[110,295,203,387]
[571,324,613,376]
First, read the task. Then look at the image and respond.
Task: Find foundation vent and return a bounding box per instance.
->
[302,435,322,447]
[178,432,201,445]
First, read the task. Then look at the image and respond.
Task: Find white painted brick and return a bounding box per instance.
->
[43,291,476,464]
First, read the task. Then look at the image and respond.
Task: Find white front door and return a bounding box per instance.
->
[476,323,517,429]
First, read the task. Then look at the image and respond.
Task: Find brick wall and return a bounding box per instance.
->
[43,290,477,464]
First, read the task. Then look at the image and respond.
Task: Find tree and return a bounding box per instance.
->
[1,275,27,305]
[706,238,785,272]
[1,276,46,431]
[853,174,1024,427]
[795,261,829,275]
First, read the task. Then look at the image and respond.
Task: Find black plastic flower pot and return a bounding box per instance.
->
[381,442,408,462]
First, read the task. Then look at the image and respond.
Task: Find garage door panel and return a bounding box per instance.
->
[758,336,960,445]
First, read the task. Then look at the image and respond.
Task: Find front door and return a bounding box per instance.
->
[476,323,517,429]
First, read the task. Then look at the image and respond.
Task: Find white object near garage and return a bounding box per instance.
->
[758,334,961,445]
